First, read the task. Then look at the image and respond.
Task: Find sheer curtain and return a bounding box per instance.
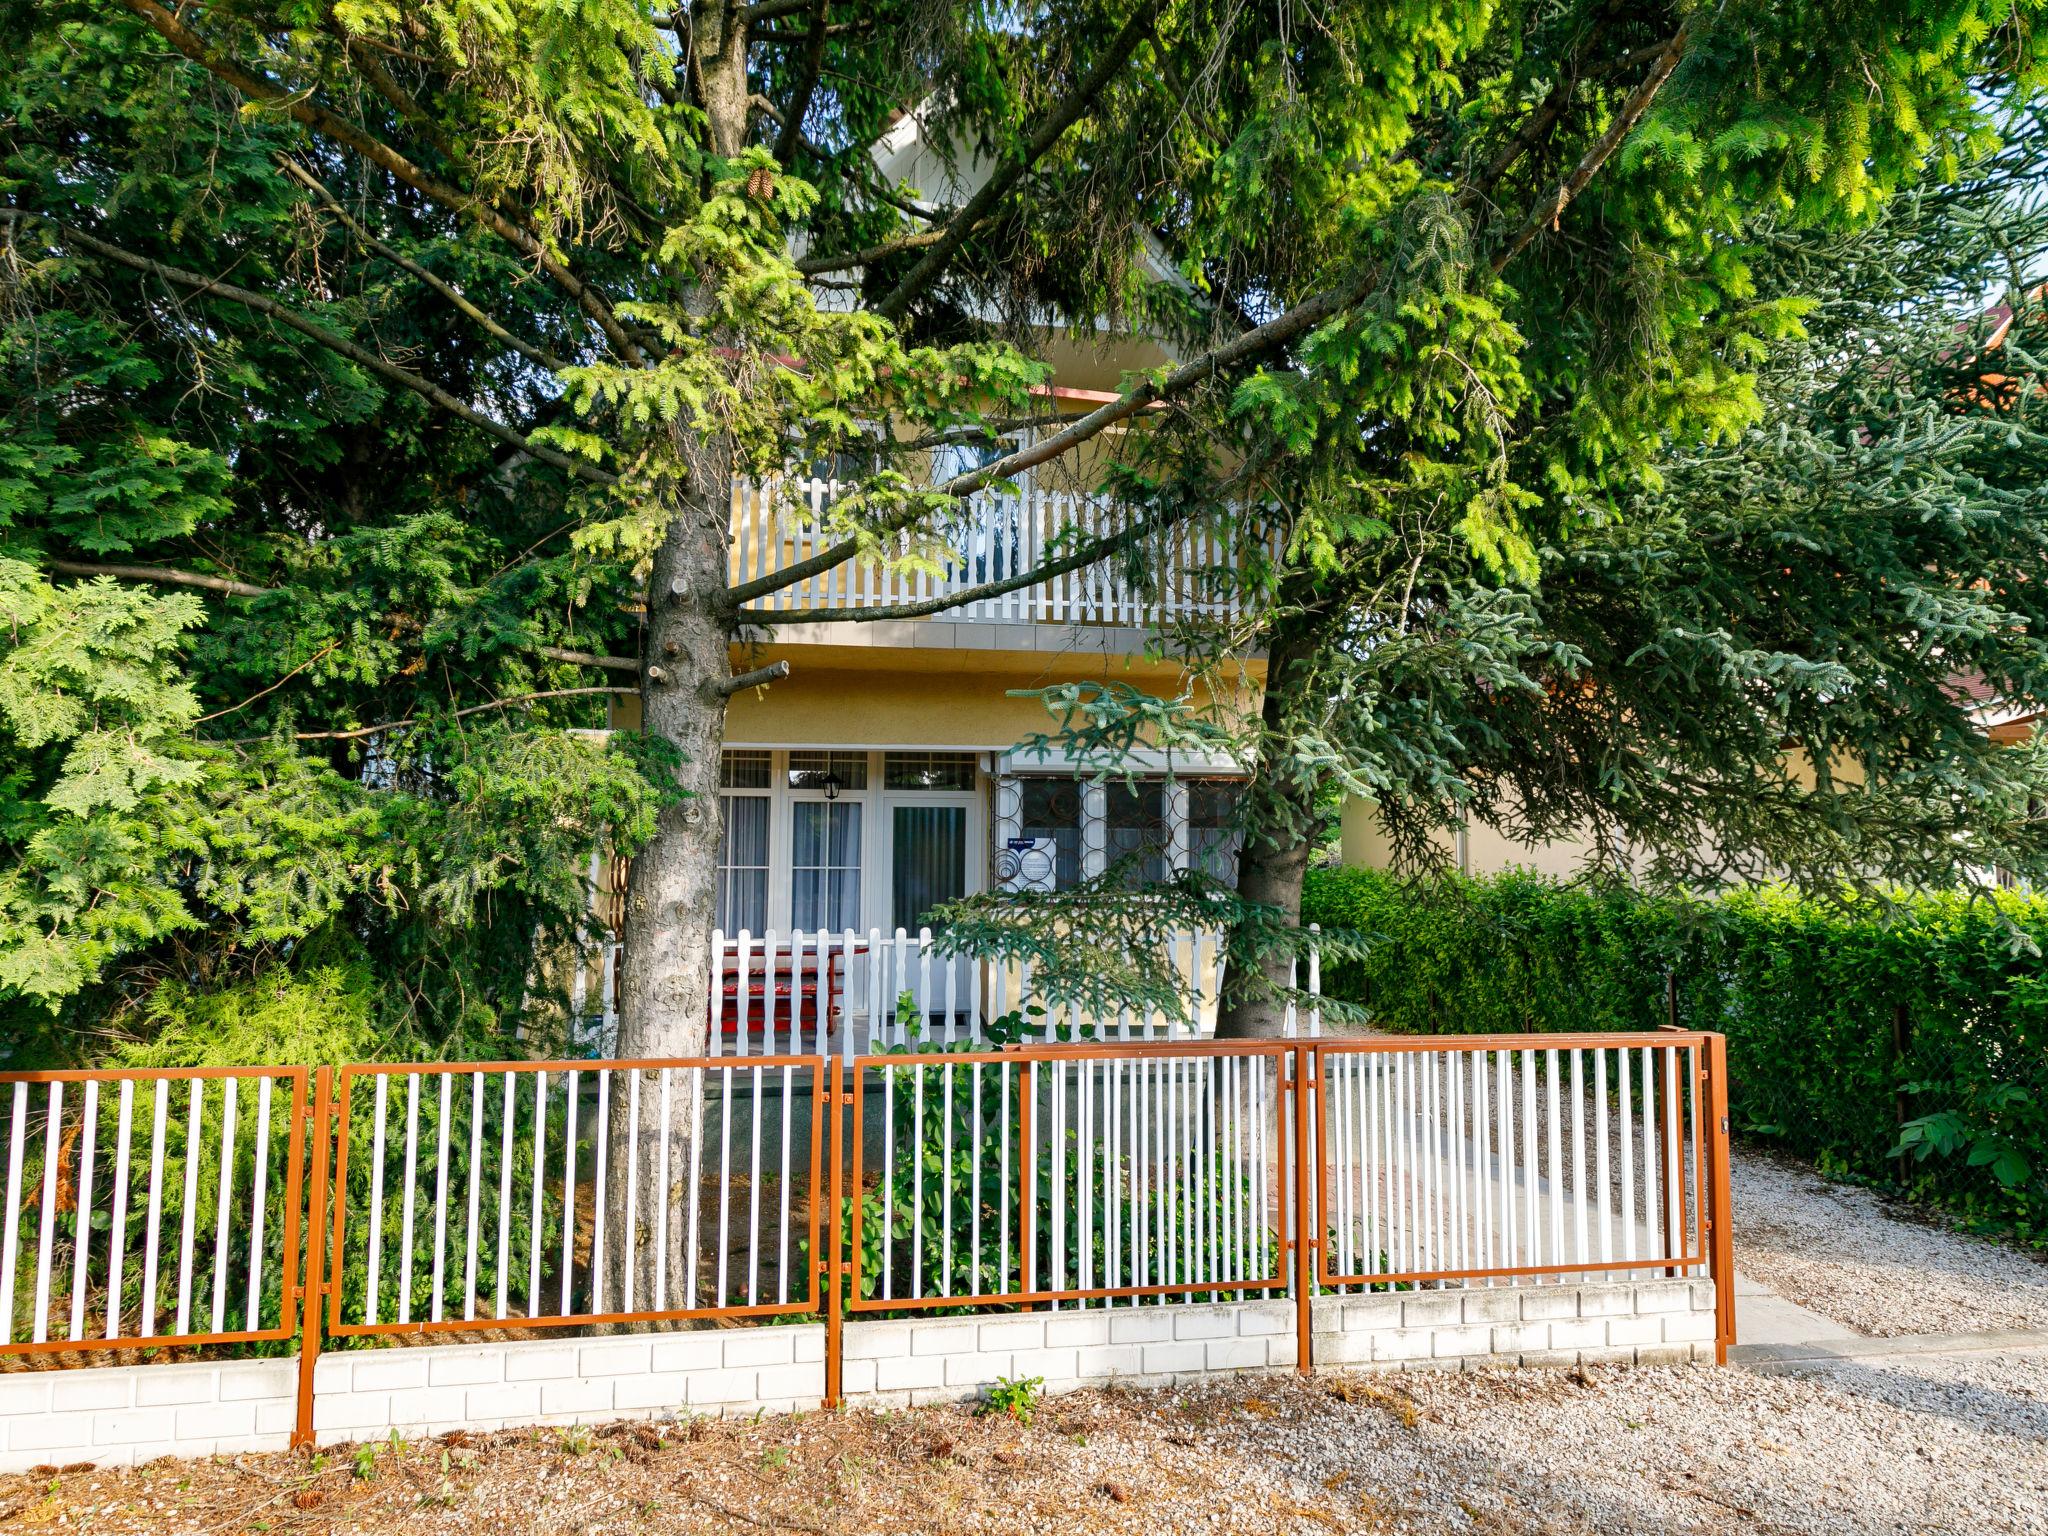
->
[791,801,862,930]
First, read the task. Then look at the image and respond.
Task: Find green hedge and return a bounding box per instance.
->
[1302,866,2048,1246]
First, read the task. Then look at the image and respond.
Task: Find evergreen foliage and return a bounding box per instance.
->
[3,0,2046,1058]
[1302,865,2048,1245]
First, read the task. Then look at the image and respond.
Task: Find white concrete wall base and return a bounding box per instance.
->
[0,1279,1714,1472]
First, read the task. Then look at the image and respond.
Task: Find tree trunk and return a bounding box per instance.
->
[1215,622,1319,1039]
[603,1,753,1316]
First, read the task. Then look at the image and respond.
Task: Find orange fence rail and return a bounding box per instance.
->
[0,1032,1736,1444]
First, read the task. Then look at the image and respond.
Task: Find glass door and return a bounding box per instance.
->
[890,804,968,933]
[883,792,978,1035]
[790,799,863,933]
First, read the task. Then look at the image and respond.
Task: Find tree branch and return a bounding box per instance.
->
[2,209,618,487]
[872,0,1163,323]
[1490,17,1699,274]
[1473,19,1620,194]
[116,0,646,368]
[772,0,830,168]
[276,158,567,373]
[796,229,949,277]
[213,687,637,745]
[727,263,1371,606]
[48,559,269,598]
[738,510,1175,623]
[716,660,791,694]
[46,560,642,671]
[535,644,642,673]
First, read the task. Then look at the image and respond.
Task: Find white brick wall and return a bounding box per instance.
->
[310,1327,825,1446]
[1312,1278,1718,1372]
[840,1299,1298,1408]
[0,1279,1715,1471]
[0,1359,297,1471]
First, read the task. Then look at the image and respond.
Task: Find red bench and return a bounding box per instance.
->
[710,948,850,1037]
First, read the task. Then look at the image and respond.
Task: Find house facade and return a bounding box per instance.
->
[591,381,1267,1041]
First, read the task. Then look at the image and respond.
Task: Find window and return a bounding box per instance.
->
[931,437,1023,585]
[1104,780,1170,886]
[720,750,772,789]
[892,805,967,931]
[791,801,862,930]
[715,751,773,932]
[788,750,869,791]
[717,796,770,932]
[884,751,977,791]
[1017,778,1084,889]
[1187,780,1242,881]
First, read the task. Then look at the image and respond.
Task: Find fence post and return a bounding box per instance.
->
[1019,1061,1037,1295]
[1292,1044,1315,1376]
[293,1066,333,1450]
[1703,1034,1736,1364]
[824,1056,844,1410]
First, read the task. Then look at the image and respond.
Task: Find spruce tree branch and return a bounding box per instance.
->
[535,645,643,673]
[727,265,1368,605]
[716,660,791,694]
[772,0,830,168]
[213,688,637,745]
[195,640,342,723]
[737,511,1175,623]
[0,209,619,487]
[741,0,813,24]
[1473,18,1620,194]
[796,229,950,276]
[276,158,567,373]
[871,0,1164,322]
[116,0,646,368]
[46,557,644,670]
[336,27,467,170]
[48,559,270,598]
[1490,16,1699,273]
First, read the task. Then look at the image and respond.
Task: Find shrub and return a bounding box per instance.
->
[1302,866,2048,1246]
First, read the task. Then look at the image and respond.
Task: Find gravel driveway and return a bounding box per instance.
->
[1732,1146,2048,1337]
[5,1359,2042,1536]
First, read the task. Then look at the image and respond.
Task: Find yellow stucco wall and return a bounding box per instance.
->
[1337,748,1869,879]
[610,643,1263,750]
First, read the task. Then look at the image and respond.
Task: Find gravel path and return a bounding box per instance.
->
[6,1359,2043,1536]
[1732,1146,2048,1337]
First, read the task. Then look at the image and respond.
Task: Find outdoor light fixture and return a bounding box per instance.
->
[822,773,842,801]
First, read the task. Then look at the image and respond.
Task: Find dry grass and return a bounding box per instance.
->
[4,1355,2041,1535]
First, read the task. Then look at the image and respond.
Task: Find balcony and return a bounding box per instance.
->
[730,476,1244,629]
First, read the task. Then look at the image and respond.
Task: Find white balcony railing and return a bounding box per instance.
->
[730,476,1242,627]
[573,927,1324,1058]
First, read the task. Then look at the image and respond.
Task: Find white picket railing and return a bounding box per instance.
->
[695,926,1321,1058]
[850,1046,1289,1310]
[0,1032,1727,1392]
[729,476,1242,626]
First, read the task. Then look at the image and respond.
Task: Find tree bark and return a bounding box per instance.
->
[1215,622,1320,1039]
[603,0,753,1317]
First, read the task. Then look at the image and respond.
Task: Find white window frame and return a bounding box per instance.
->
[712,747,985,935]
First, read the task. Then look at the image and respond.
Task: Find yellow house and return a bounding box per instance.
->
[1338,709,2040,885]
[584,110,1269,1039]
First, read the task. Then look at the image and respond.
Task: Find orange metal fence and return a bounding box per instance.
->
[0,1032,1736,1443]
